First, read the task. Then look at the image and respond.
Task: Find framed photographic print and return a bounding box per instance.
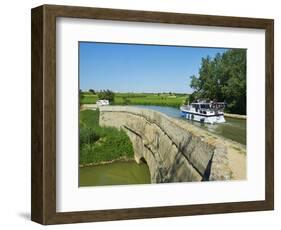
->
[31,4,274,225]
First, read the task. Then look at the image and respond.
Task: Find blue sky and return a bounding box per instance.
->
[79,42,228,93]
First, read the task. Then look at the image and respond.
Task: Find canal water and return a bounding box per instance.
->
[134,105,246,145]
[79,161,151,187]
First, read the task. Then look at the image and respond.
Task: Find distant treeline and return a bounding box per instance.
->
[79,91,187,108]
[189,49,246,115]
[81,89,187,97]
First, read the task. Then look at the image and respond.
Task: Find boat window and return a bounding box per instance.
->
[200,104,210,109]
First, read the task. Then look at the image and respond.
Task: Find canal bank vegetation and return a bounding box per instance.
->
[80,91,187,108]
[189,49,246,115]
[79,109,134,165]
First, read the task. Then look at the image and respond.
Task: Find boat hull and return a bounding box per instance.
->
[180,109,225,124]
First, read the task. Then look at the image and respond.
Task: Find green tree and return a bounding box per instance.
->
[89,89,95,94]
[97,89,115,102]
[189,49,246,114]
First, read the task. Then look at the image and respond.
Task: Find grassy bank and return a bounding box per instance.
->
[79,109,134,165]
[80,92,187,108]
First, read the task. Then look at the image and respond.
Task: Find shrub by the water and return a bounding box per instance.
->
[79,109,134,165]
[79,127,100,148]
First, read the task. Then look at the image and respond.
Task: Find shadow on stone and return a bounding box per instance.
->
[139,157,147,164]
[202,155,213,181]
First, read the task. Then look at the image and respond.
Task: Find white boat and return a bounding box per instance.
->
[180,100,226,124]
[96,99,109,106]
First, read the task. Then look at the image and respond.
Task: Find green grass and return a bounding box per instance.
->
[79,109,134,165]
[80,94,98,104]
[80,93,187,108]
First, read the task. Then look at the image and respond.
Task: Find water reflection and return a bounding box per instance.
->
[79,161,151,187]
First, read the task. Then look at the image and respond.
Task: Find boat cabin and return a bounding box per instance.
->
[180,100,226,124]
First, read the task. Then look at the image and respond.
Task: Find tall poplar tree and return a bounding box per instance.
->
[189,49,246,114]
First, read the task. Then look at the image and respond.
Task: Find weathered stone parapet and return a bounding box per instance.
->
[99,106,246,183]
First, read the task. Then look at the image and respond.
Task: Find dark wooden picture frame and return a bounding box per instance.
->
[31,4,274,225]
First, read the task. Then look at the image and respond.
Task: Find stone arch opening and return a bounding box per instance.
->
[135,155,152,182]
[139,157,147,164]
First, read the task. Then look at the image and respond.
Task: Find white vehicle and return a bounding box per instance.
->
[96,99,109,106]
[180,100,226,124]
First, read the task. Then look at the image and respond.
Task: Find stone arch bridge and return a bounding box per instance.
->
[99,106,246,183]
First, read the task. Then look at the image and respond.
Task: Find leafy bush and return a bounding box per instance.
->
[79,110,134,165]
[79,127,100,148]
